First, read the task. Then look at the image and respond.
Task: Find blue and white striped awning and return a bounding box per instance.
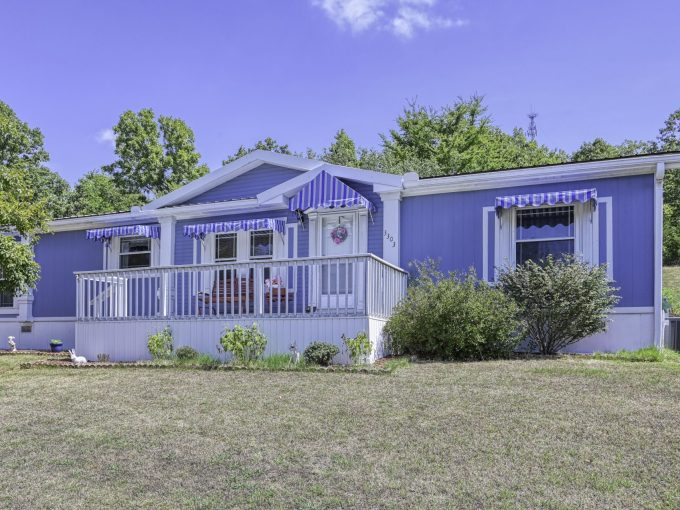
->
[288,170,376,213]
[495,188,597,210]
[183,218,286,239]
[86,225,160,242]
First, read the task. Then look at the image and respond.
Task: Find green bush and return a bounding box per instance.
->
[499,255,620,355]
[342,332,371,364]
[219,323,267,363]
[303,342,340,366]
[384,261,524,360]
[663,288,680,315]
[175,346,199,361]
[49,339,63,346]
[147,326,174,359]
[195,354,221,367]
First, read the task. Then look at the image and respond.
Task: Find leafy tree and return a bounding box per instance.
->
[222,137,292,165]
[380,96,566,177]
[67,170,145,217]
[0,101,49,294]
[498,256,620,355]
[103,109,209,198]
[657,108,680,265]
[571,138,622,162]
[322,129,359,167]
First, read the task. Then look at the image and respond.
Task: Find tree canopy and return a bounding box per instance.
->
[0,101,48,294]
[222,137,293,166]
[67,171,146,217]
[102,109,209,198]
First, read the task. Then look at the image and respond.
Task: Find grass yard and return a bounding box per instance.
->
[2,356,680,509]
[664,266,680,291]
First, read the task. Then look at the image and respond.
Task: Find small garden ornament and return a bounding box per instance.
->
[68,349,87,365]
[8,336,16,352]
[289,342,300,364]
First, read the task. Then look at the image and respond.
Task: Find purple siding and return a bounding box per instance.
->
[401,174,654,307]
[33,230,103,317]
[178,164,304,205]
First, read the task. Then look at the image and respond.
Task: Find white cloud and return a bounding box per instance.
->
[312,0,467,38]
[96,128,115,146]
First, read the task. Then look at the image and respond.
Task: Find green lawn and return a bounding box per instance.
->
[2,355,680,509]
[664,266,680,291]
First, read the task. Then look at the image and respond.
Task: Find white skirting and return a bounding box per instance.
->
[76,316,390,363]
[0,318,76,351]
[561,307,655,353]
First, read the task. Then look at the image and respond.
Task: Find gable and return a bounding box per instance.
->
[172,164,305,207]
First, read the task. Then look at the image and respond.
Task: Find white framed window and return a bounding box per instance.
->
[514,206,575,265]
[119,236,152,269]
[249,230,274,260]
[494,201,598,279]
[215,233,238,262]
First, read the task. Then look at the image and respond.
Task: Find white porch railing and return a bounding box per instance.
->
[75,254,407,321]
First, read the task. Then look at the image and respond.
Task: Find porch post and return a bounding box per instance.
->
[159,216,176,316]
[380,191,401,266]
[654,162,665,348]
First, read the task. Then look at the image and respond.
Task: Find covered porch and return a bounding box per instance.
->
[74,254,407,362]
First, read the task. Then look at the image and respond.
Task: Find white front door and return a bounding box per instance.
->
[320,213,358,309]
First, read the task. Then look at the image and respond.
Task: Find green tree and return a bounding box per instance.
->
[30,168,72,219]
[67,171,145,217]
[571,138,622,162]
[222,137,292,165]
[322,129,359,167]
[380,96,566,177]
[103,109,209,198]
[658,109,680,264]
[0,101,49,294]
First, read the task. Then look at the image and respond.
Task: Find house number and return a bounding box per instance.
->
[384,229,396,248]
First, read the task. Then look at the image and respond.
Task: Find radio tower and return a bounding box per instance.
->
[527,112,538,141]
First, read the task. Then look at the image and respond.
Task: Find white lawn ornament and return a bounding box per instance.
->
[289,342,300,364]
[8,336,16,352]
[68,349,87,364]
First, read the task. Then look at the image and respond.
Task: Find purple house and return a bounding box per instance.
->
[1,151,677,360]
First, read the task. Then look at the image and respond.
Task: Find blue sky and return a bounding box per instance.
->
[2,0,679,183]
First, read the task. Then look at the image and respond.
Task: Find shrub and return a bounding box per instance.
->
[195,354,221,367]
[175,346,199,361]
[663,288,680,316]
[96,353,110,363]
[219,323,267,363]
[147,326,174,359]
[303,342,340,366]
[498,255,620,355]
[49,339,63,346]
[384,261,524,360]
[342,332,371,364]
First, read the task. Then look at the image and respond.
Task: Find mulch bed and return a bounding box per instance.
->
[0,349,69,357]
[18,359,395,375]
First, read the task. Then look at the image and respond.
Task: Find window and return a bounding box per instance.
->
[515,206,574,265]
[215,233,237,262]
[119,236,152,269]
[249,230,273,259]
[0,291,13,308]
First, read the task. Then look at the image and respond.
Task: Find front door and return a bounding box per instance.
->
[320,213,357,309]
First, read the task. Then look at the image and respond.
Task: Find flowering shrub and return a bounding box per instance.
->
[220,323,267,363]
[147,326,174,359]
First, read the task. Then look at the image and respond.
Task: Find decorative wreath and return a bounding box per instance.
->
[330,225,348,245]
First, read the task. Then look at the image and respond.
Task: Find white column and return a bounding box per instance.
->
[654,162,665,348]
[159,216,176,317]
[380,191,401,266]
[159,216,176,266]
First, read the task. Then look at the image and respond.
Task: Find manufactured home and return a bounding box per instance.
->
[1,151,677,361]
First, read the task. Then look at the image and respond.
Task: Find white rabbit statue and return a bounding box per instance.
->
[68,349,87,364]
[8,336,16,352]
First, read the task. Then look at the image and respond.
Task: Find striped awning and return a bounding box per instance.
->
[288,170,376,213]
[86,225,160,242]
[183,218,286,239]
[495,188,597,210]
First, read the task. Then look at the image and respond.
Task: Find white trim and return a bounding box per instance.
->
[159,217,176,266]
[482,206,494,281]
[381,191,401,266]
[146,151,326,210]
[598,197,614,280]
[654,162,665,347]
[612,307,654,314]
[402,153,680,197]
